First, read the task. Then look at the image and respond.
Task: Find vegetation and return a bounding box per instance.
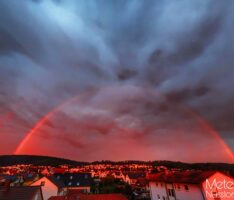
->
[96,176,132,199]
[0,155,87,167]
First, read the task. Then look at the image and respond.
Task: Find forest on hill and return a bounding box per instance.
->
[0,155,233,176]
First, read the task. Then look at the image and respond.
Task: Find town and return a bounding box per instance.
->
[0,157,233,200]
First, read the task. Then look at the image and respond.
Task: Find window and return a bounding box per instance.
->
[168,189,175,197]
[70,176,73,180]
[77,182,80,186]
[163,196,166,200]
[184,185,189,191]
[171,189,175,197]
[157,194,160,199]
[68,182,72,186]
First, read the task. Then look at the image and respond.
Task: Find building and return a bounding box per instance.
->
[0,174,18,186]
[23,174,40,186]
[54,173,92,193]
[31,176,65,200]
[148,171,234,200]
[202,171,234,200]
[0,185,43,200]
[51,168,66,174]
[112,171,125,180]
[41,168,50,176]
[125,172,146,185]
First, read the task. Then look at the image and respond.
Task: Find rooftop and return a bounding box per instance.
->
[79,194,128,200]
[54,173,92,187]
[126,172,146,179]
[147,170,218,184]
[47,176,65,188]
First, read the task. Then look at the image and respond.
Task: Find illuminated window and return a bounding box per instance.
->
[77,182,80,186]
[68,182,72,186]
[70,176,73,180]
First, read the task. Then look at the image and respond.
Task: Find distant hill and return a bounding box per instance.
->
[0,155,87,167]
[92,160,234,175]
[0,155,233,176]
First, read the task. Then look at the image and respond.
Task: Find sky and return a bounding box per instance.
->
[0,0,234,162]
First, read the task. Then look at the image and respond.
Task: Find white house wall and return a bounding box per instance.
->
[173,183,204,200]
[149,182,168,200]
[149,182,205,200]
[31,177,58,200]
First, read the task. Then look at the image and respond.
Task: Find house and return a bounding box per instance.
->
[31,176,65,200]
[0,185,43,200]
[0,174,18,186]
[125,172,146,185]
[112,171,125,180]
[23,173,40,186]
[41,168,50,176]
[148,171,234,200]
[51,168,66,174]
[201,171,234,200]
[54,173,92,193]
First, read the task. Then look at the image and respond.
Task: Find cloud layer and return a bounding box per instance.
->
[0,0,234,162]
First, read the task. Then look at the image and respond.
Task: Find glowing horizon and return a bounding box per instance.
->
[14,87,234,163]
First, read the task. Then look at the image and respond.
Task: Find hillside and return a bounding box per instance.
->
[0,155,87,167]
[0,155,233,175]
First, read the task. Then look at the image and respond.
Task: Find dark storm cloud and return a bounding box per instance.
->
[0,0,234,158]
